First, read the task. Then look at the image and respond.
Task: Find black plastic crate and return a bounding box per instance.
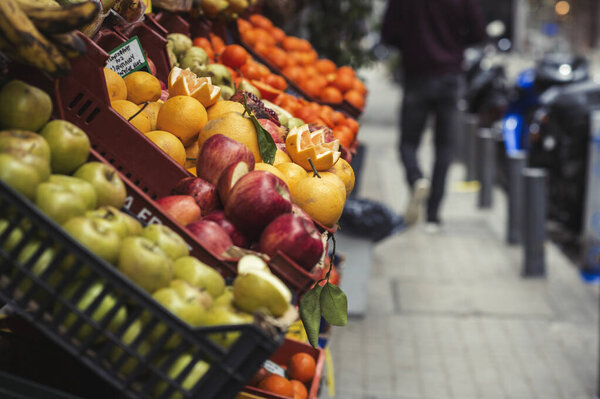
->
[0,179,284,399]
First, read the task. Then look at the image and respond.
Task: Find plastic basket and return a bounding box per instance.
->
[0,173,285,399]
[242,338,325,399]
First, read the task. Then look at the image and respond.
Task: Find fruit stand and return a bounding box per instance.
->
[0,0,365,397]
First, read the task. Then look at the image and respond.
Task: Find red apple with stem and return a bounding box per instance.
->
[172,177,219,216]
[186,220,233,257]
[202,210,248,248]
[258,213,324,271]
[196,134,255,185]
[156,195,202,226]
[225,171,292,240]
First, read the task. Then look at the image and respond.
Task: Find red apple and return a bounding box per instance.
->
[173,177,219,216]
[196,134,255,185]
[225,171,292,240]
[156,195,202,226]
[248,367,270,387]
[202,210,248,248]
[291,203,312,222]
[217,161,251,205]
[258,213,324,271]
[186,220,233,257]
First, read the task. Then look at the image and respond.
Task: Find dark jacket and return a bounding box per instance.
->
[381,0,486,78]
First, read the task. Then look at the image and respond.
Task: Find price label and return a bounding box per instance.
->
[106,36,149,77]
[263,360,286,377]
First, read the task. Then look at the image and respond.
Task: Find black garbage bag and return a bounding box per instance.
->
[338,198,406,242]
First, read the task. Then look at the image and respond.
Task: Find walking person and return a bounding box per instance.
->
[381,0,486,231]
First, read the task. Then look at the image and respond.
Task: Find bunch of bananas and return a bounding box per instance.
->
[0,0,101,76]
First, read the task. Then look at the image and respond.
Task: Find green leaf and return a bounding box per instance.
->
[299,284,323,348]
[241,94,276,164]
[320,282,347,326]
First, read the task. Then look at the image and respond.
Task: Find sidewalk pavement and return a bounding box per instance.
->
[321,63,600,399]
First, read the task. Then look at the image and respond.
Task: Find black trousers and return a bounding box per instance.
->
[399,73,463,222]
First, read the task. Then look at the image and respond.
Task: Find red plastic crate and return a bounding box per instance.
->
[243,338,325,399]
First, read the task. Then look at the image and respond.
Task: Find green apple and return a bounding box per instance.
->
[86,205,130,238]
[15,241,63,294]
[0,80,52,131]
[212,286,234,308]
[153,353,210,399]
[36,182,87,225]
[233,268,292,317]
[5,149,51,182]
[62,216,122,264]
[73,162,127,209]
[49,174,97,211]
[148,279,212,348]
[109,319,152,375]
[60,281,127,341]
[0,129,51,162]
[0,152,44,200]
[0,219,24,252]
[39,120,90,174]
[121,211,143,236]
[141,224,189,260]
[204,305,253,348]
[173,256,225,298]
[117,236,173,293]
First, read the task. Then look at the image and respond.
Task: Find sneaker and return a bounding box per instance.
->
[404,178,430,225]
[424,222,442,234]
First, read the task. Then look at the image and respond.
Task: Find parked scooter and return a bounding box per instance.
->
[528,79,600,235]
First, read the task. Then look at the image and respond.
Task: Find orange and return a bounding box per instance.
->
[111,100,152,133]
[192,37,214,61]
[271,27,286,43]
[275,162,307,189]
[168,67,221,108]
[144,130,186,166]
[253,41,270,57]
[285,125,341,171]
[220,44,249,69]
[320,86,343,103]
[263,74,287,91]
[249,14,274,30]
[319,171,346,200]
[265,47,288,69]
[344,90,365,110]
[104,68,127,101]
[209,33,226,55]
[287,353,316,384]
[187,166,197,176]
[253,28,276,47]
[282,37,311,52]
[337,65,355,78]
[237,18,252,33]
[206,100,245,121]
[282,65,303,81]
[352,77,367,94]
[333,125,354,148]
[258,374,293,397]
[291,174,346,227]
[250,80,282,102]
[294,106,318,124]
[123,71,161,104]
[156,96,208,146]
[332,72,354,93]
[290,379,308,399]
[315,59,336,75]
[241,28,258,46]
[273,148,292,164]
[185,143,198,169]
[318,105,334,128]
[254,163,288,186]
[240,62,264,80]
[302,64,318,78]
[342,118,359,135]
[328,158,355,196]
[141,100,163,130]
[298,79,321,98]
[198,111,262,162]
[331,110,345,125]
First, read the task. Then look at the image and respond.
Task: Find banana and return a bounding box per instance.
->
[15,0,101,34]
[50,32,87,59]
[0,0,70,75]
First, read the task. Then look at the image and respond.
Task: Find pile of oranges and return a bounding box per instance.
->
[192,33,288,101]
[274,93,359,149]
[238,14,367,110]
[250,352,317,399]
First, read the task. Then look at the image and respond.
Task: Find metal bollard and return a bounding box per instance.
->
[506,152,526,245]
[464,113,479,181]
[477,128,496,208]
[522,168,547,277]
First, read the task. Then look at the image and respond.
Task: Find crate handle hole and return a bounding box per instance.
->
[86,108,100,124]
[77,100,92,117]
[69,93,84,109]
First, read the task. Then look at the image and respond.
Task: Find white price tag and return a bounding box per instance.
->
[106,36,149,77]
